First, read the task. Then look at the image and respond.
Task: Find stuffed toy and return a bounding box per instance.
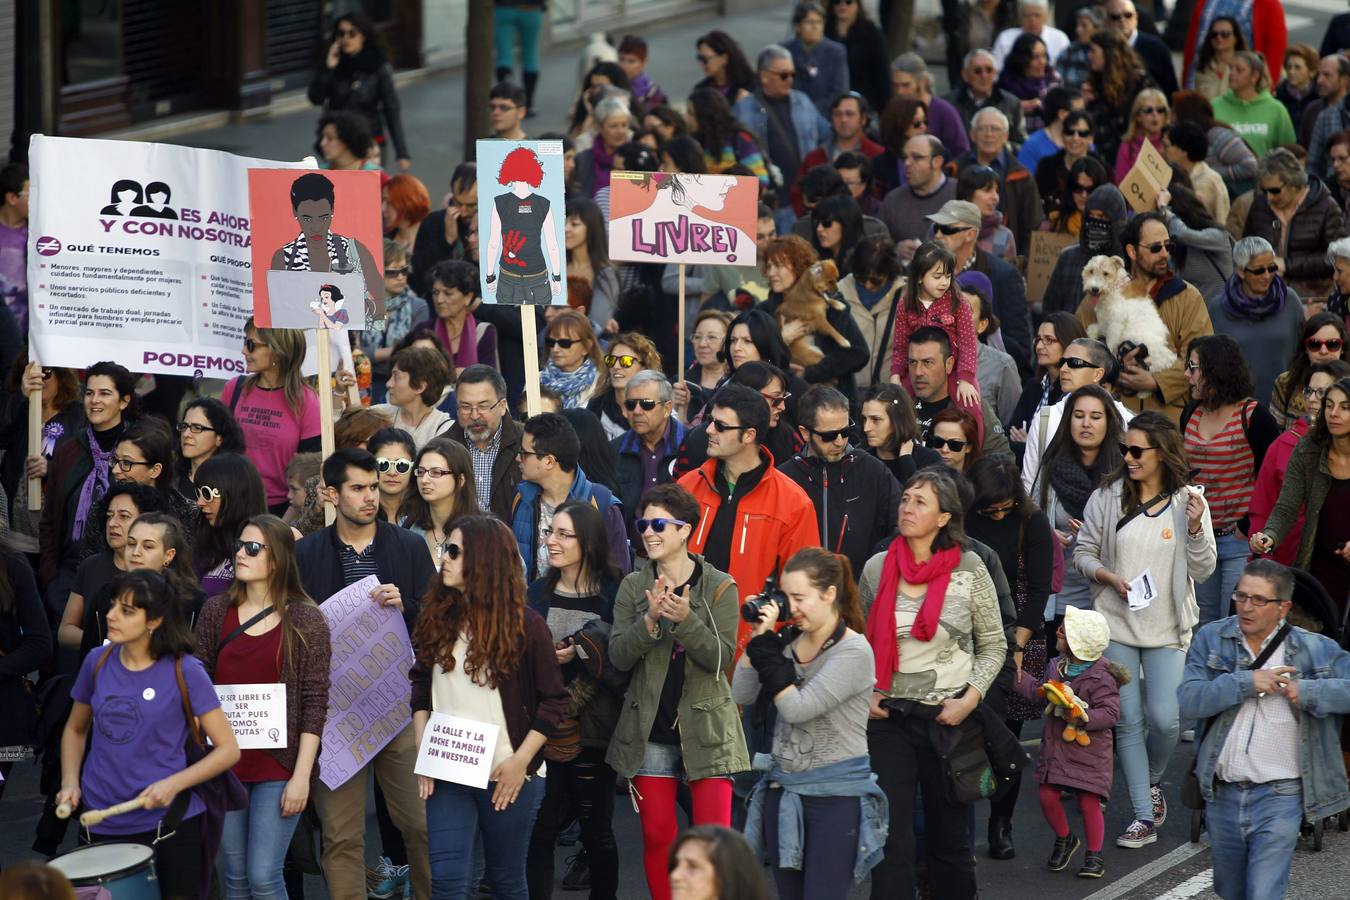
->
[1039,679,1092,746]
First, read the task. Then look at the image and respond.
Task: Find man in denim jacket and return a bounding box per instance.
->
[1178,559,1350,900]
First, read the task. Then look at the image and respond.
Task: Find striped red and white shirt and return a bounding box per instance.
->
[1184,404,1256,532]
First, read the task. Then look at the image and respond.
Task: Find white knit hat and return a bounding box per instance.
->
[1064,606,1111,662]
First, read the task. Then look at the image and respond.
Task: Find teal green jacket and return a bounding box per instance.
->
[605,555,750,781]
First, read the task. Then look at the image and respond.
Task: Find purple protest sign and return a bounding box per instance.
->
[317,575,415,790]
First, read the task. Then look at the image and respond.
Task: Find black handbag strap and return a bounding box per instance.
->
[1195,621,1293,745]
[1115,492,1168,532]
[218,606,276,651]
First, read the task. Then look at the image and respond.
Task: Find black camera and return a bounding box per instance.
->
[740,576,791,624]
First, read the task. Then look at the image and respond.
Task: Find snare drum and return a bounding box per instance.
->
[48,842,159,900]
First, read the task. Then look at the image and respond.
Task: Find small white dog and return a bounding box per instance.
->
[578,33,617,83]
[1081,254,1178,376]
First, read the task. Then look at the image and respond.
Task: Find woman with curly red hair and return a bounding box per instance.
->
[411,515,568,899]
[383,174,431,254]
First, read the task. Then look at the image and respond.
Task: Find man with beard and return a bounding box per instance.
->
[446,364,522,521]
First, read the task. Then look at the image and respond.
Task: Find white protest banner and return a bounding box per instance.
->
[608,172,759,267]
[26,135,312,379]
[414,712,501,789]
[317,575,415,790]
[216,683,287,750]
[1119,138,1172,214]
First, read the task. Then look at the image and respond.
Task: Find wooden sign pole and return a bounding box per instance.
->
[27,361,42,512]
[316,330,336,525]
[677,264,686,379]
[521,305,542,418]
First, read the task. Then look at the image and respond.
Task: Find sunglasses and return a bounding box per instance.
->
[969,66,996,75]
[1138,106,1167,115]
[243,338,259,353]
[771,70,796,81]
[1210,29,1233,38]
[807,422,854,442]
[624,398,660,412]
[176,421,216,434]
[1262,185,1284,195]
[1137,240,1175,254]
[605,354,638,368]
[696,54,716,64]
[196,485,221,502]
[377,457,414,474]
[385,265,411,277]
[1184,360,1200,373]
[1244,264,1280,275]
[1065,128,1093,138]
[1118,443,1156,459]
[546,337,578,349]
[707,417,750,434]
[1109,10,1134,19]
[1307,338,1345,353]
[337,27,359,37]
[234,540,267,558]
[441,542,462,561]
[1061,356,1098,370]
[936,223,972,235]
[925,435,969,452]
[41,368,55,380]
[1070,183,1094,194]
[761,391,791,408]
[637,517,687,533]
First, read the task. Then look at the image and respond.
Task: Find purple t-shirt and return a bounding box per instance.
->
[71,648,220,835]
[0,221,27,331]
[221,378,321,507]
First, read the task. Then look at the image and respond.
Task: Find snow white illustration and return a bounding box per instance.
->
[484,146,563,304]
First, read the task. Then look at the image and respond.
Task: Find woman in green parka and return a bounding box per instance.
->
[606,482,748,900]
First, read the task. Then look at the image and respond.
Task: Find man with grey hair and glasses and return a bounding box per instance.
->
[734,44,830,212]
[611,369,686,543]
[1179,558,1350,900]
[1205,236,1303,405]
[944,49,1027,144]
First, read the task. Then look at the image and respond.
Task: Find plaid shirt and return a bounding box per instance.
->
[468,420,504,511]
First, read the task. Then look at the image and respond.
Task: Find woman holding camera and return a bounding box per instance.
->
[733,548,884,900]
[607,483,747,900]
[857,467,1005,900]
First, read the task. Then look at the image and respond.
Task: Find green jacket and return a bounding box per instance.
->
[1261,433,1336,570]
[605,554,750,781]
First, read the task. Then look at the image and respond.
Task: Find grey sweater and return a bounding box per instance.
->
[732,631,875,773]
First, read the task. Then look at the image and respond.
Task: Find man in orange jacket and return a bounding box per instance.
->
[676,383,821,657]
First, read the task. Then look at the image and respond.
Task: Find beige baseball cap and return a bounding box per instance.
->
[925,200,981,230]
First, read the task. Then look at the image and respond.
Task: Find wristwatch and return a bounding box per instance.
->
[551,272,562,283]
[485,273,496,285]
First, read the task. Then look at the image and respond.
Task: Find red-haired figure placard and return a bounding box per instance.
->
[475,140,566,305]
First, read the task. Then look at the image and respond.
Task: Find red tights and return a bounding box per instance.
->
[631,776,733,900]
[1038,783,1106,852]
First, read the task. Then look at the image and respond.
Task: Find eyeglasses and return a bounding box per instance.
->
[488,102,518,113]
[936,223,972,235]
[176,421,216,434]
[1231,590,1283,608]
[1065,128,1093,138]
[545,337,578,349]
[386,265,411,277]
[1308,338,1344,352]
[541,527,577,540]
[1245,265,1280,275]
[605,354,639,368]
[770,70,796,81]
[696,54,717,64]
[624,398,660,412]
[441,542,462,561]
[807,422,854,442]
[516,448,547,459]
[1137,240,1174,254]
[234,540,267,558]
[1304,386,1328,401]
[911,119,928,128]
[457,399,503,416]
[707,417,749,434]
[1109,10,1134,19]
[377,457,414,474]
[691,331,723,344]
[969,66,996,75]
[1118,443,1157,459]
[243,338,259,353]
[1210,29,1234,39]
[414,466,453,478]
[1138,106,1167,115]
[760,391,791,408]
[637,517,687,533]
[1061,356,1098,370]
[972,125,1005,134]
[1034,334,1060,345]
[196,485,221,502]
[111,457,152,472]
[980,500,1016,517]
[831,0,857,5]
[1262,185,1285,195]
[925,435,969,452]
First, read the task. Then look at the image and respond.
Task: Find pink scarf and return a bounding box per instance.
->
[865,537,962,690]
[435,311,479,369]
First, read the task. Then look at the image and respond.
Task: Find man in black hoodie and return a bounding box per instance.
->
[1042,183,1130,317]
[780,386,903,574]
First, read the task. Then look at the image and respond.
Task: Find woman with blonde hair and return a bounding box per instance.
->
[1210,51,1295,159]
[540,308,608,409]
[224,319,320,513]
[194,514,331,900]
[590,331,663,439]
[1114,89,1170,184]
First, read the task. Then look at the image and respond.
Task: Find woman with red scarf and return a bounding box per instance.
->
[857,466,1006,900]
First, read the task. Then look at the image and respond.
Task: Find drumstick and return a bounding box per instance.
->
[79,796,147,827]
[55,802,72,819]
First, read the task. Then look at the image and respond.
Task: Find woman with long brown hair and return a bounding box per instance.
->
[194,514,331,899]
[411,515,568,899]
[1085,30,1151,167]
[401,438,478,564]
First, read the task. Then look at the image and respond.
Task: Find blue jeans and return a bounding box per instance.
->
[494,7,544,74]
[220,780,301,900]
[427,776,545,900]
[1193,532,1248,625]
[1103,642,1186,822]
[1207,779,1303,900]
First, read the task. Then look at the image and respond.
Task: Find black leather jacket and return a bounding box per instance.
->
[309,56,410,160]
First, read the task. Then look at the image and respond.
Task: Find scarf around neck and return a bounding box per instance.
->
[1220,272,1287,321]
[591,141,617,196]
[435,311,480,369]
[865,537,962,689]
[73,423,116,541]
[542,358,598,408]
[1049,452,1097,520]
